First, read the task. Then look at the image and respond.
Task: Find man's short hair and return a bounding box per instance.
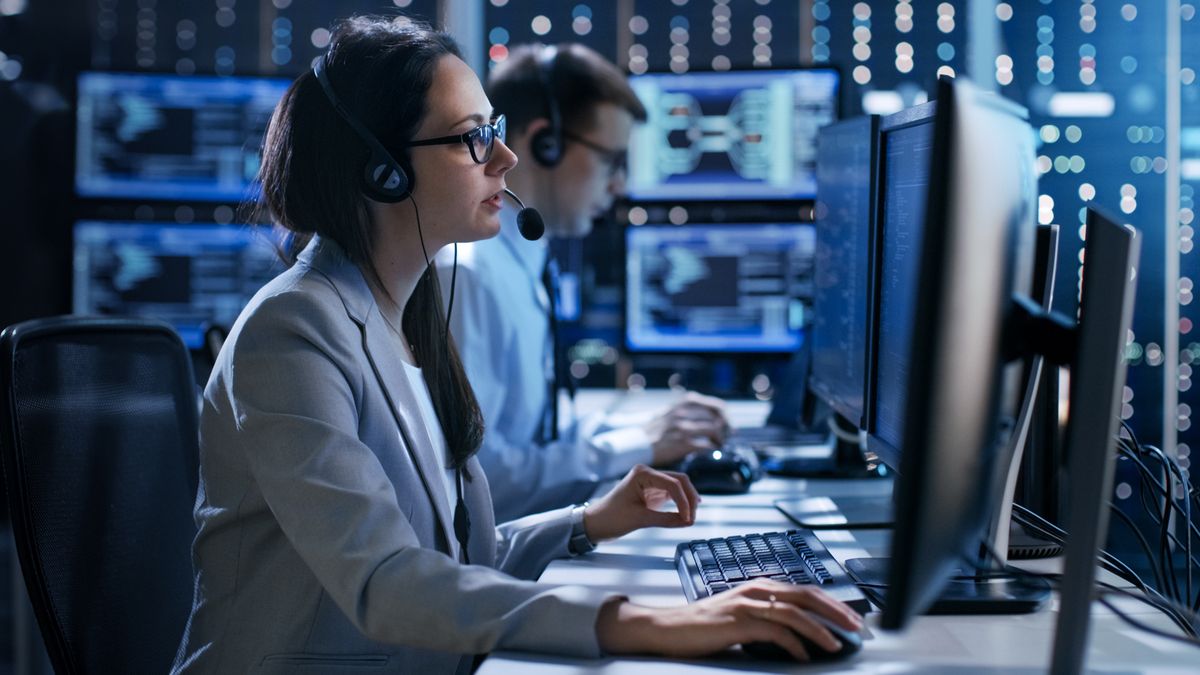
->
[487,43,647,136]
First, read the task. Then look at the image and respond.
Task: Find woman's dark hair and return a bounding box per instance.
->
[257,15,484,473]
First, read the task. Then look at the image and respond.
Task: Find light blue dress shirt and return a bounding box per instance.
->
[437,207,653,521]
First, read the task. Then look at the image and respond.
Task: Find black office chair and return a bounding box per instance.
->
[0,316,199,674]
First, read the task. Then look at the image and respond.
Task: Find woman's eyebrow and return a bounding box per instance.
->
[450,111,489,130]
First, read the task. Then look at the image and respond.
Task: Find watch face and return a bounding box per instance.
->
[570,533,595,555]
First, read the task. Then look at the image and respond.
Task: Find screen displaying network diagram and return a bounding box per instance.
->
[626,69,839,201]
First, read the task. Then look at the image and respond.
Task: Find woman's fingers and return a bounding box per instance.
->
[748,619,812,662]
[741,581,863,632]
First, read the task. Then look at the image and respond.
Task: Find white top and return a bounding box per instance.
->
[400,359,460,560]
[436,206,653,522]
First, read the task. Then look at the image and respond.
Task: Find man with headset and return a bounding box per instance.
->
[438,43,729,521]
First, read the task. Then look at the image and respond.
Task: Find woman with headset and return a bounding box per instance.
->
[172,15,861,674]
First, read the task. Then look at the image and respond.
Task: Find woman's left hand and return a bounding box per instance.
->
[583,464,702,543]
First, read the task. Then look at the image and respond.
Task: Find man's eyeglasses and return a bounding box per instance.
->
[408,114,507,165]
[563,131,628,177]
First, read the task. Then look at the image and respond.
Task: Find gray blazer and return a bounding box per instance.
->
[172,237,616,674]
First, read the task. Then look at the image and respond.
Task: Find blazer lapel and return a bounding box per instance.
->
[360,314,459,556]
[301,237,459,555]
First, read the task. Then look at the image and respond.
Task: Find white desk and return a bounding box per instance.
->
[481,390,1198,673]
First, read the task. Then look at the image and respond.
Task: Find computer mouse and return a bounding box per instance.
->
[740,611,863,662]
[680,446,761,495]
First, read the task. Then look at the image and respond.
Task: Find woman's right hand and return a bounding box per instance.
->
[595,579,863,662]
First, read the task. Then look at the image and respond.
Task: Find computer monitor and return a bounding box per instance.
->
[624,223,813,353]
[808,114,879,429]
[626,68,840,201]
[1050,205,1139,674]
[858,77,1043,627]
[75,71,290,202]
[72,221,285,349]
[863,101,937,470]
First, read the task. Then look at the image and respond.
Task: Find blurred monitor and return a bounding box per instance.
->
[75,71,289,202]
[865,101,937,469]
[1051,205,1139,673]
[73,221,285,349]
[625,223,813,353]
[808,114,879,429]
[626,69,840,201]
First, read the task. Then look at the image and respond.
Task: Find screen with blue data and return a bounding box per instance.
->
[75,72,290,202]
[72,222,285,349]
[625,223,814,352]
[809,116,875,426]
[871,118,935,452]
[626,69,839,201]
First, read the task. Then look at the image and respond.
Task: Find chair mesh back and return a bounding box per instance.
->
[1,319,199,674]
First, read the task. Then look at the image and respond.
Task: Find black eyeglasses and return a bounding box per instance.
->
[408,114,507,164]
[563,131,628,177]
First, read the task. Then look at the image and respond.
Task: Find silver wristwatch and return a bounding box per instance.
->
[567,502,596,555]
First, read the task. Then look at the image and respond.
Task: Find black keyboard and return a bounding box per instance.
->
[674,529,871,615]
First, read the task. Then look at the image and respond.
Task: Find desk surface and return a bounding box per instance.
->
[481,394,1199,674]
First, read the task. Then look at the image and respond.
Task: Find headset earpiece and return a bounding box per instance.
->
[313,53,412,202]
[530,45,564,168]
[363,147,412,202]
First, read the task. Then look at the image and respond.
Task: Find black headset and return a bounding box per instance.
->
[312,53,414,203]
[529,45,565,168]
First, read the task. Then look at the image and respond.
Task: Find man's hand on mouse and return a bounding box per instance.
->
[645,391,731,466]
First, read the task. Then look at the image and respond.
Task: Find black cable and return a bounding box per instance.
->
[1118,446,1200,540]
[1009,506,1189,631]
[1107,499,1167,593]
[444,243,458,341]
[1013,504,1147,592]
[1117,443,1200,543]
[1097,580,1199,637]
[1099,586,1200,638]
[1113,441,1200,605]
[1140,442,1196,606]
[411,196,471,560]
[976,540,1200,639]
[1114,442,1179,600]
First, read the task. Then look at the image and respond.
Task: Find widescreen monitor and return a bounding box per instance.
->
[72,221,285,349]
[626,69,839,201]
[808,114,878,428]
[76,71,290,202]
[625,223,813,353]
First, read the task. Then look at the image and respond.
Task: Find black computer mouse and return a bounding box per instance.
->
[741,612,863,662]
[680,446,760,494]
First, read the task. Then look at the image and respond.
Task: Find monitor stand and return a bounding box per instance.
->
[840,350,1055,615]
[843,557,1050,615]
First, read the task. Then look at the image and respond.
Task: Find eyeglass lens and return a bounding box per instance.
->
[470,116,506,164]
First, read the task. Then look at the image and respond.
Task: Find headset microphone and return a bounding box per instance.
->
[502,188,545,241]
